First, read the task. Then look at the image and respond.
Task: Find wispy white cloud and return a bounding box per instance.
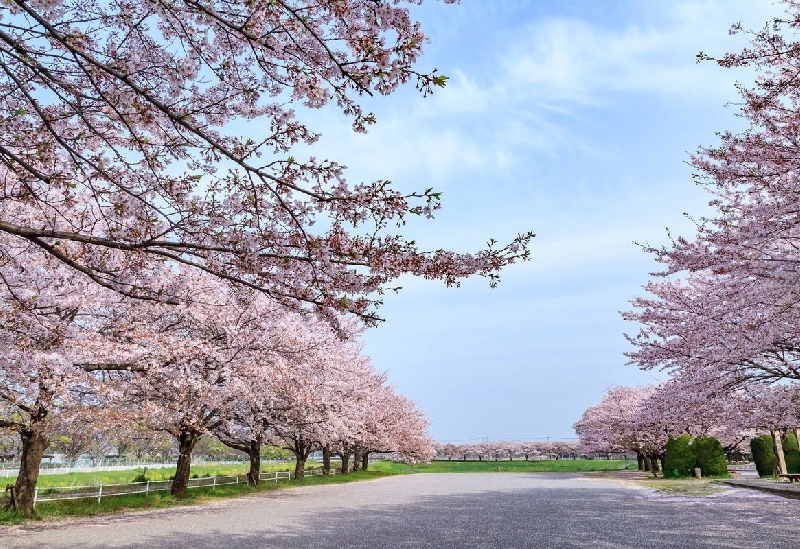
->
[308,1,779,195]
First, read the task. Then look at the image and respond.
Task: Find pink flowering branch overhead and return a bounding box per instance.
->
[0,0,533,321]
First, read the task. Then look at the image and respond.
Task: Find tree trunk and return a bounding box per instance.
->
[352,450,361,472]
[171,430,200,497]
[247,437,262,487]
[647,454,659,478]
[294,454,307,480]
[361,452,369,471]
[322,446,331,475]
[772,429,788,477]
[12,428,49,517]
[340,449,350,474]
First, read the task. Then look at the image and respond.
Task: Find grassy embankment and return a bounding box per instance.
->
[0,459,634,524]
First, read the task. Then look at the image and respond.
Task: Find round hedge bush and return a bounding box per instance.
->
[664,434,694,478]
[750,434,776,478]
[692,436,728,477]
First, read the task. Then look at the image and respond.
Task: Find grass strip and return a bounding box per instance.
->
[0,468,386,525]
[369,459,635,474]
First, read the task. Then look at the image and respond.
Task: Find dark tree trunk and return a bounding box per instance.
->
[647,454,659,478]
[339,449,350,474]
[247,437,262,486]
[171,430,200,497]
[322,446,331,475]
[294,454,307,480]
[637,452,645,471]
[352,450,362,472]
[12,428,49,517]
[361,452,369,471]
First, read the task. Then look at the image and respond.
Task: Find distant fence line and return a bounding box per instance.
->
[433,452,635,462]
[26,468,334,508]
[1,459,293,478]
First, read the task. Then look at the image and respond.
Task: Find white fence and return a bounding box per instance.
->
[2,462,178,479]
[29,468,336,508]
[1,459,294,478]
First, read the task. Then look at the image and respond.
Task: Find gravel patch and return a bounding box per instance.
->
[2,473,795,548]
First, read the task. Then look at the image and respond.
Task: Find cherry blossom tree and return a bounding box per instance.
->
[0,0,532,320]
[737,383,800,476]
[0,239,129,514]
[98,272,302,497]
[213,304,367,484]
[573,385,665,474]
[626,1,800,386]
[353,386,435,468]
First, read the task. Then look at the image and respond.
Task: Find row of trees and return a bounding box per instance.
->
[578,1,800,475]
[435,441,581,462]
[0,0,530,517]
[574,380,800,477]
[1,257,434,515]
[573,380,755,475]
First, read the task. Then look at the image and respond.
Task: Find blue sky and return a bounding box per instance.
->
[305,0,782,442]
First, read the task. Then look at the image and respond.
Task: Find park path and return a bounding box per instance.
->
[1,473,797,548]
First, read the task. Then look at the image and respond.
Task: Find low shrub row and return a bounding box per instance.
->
[663,435,727,478]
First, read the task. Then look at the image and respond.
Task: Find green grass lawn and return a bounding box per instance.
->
[0,463,374,524]
[27,461,309,488]
[370,459,635,474]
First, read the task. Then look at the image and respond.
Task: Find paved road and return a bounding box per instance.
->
[2,473,796,548]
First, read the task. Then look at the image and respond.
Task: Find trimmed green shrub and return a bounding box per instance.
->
[783,433,800,474]
[664,435,694,478]
[692,436,728,477]
[750,434,776,477]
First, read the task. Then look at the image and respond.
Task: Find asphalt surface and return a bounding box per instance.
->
[1,473,796,548]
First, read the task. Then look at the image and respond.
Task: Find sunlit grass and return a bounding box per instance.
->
[0,463,381,524]
[27,462,312,488]
[369,459,635,474]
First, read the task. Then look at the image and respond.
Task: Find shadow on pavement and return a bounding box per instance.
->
[91,482,795,549]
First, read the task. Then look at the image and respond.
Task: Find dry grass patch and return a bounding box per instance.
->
[633,478,729,497]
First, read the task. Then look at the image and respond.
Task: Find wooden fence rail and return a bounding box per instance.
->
[30,469,340,508]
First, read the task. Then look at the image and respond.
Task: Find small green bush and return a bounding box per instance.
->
[664,435,694,478]
[692,436,728,477]
[131,473,149,483]
[751,434,776,477]
[782,433,800,474]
